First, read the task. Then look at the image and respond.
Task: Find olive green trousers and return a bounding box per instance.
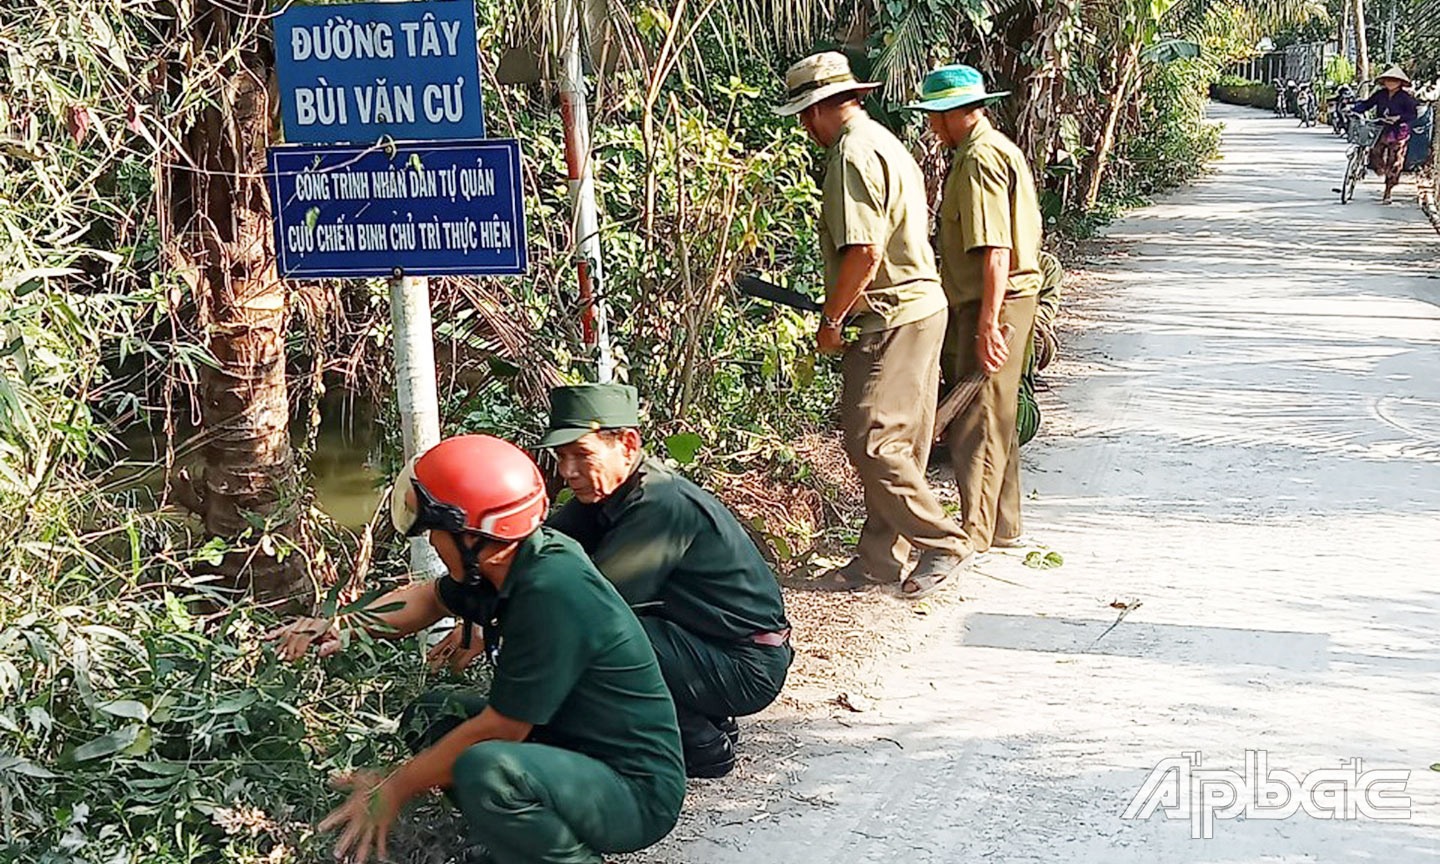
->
[400,690,674,864]
[641,616,791,756]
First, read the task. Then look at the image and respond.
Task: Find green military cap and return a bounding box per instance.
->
[538,383,641,448]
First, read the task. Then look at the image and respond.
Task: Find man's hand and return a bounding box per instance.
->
[818,243,880,356]
[976,320,1010,375]
[264,617,342,662]
[976,248,1013,375]
[816,322,849,355]
[318,770,402,864]
[425,623,487,673]
[1034,319,1059,371]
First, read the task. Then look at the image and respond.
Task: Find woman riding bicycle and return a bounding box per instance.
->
[1351,66,1419,204]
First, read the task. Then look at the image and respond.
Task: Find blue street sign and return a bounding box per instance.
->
[274,1,485,144]
[267,140,527,278]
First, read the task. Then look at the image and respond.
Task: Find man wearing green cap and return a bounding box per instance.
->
[431,383,792,778]
[773,51,975,598]
[543,383,791,778]
[906,63,1043,553]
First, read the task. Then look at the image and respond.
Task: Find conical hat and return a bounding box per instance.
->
[1376,65,1411,85]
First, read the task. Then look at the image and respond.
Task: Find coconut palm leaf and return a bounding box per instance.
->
[1141,37,1201,63]
[1163,0,1325,32]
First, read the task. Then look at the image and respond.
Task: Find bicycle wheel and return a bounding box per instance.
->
[1340,150,1360,203]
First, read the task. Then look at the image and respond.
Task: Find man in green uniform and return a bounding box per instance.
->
[1016,251,1064,447]
[775,51,973,597]
[906,63,1044,552]
[265,435,684,864]
[539,383,790,779]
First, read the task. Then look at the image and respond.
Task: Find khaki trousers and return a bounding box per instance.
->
[945,296,1038,551]
[840,309,971,580]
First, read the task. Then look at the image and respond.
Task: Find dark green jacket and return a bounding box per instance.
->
[548,457,789,643]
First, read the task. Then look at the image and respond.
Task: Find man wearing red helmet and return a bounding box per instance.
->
[265,434,684,864]
[429,385,792,778]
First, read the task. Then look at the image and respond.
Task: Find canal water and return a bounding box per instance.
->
[116,411,385,530]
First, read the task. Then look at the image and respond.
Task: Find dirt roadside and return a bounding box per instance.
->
[618,246,1115,862]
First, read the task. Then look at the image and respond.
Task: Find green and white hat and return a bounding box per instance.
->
[904,63,1010,113]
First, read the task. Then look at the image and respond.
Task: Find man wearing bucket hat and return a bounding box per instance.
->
[905,63,1044,554]
[1352,66,1419,204]
[265,434,685,864]
[775,51,975,599]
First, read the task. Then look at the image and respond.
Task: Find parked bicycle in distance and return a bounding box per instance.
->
[1328,85,1356,136]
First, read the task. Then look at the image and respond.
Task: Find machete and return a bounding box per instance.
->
[736,274,823,313]
[736,273,1016,444]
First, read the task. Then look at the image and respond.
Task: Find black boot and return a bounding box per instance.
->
[685,732,736,779]
[679,711,736,778]
[711,715,740,746]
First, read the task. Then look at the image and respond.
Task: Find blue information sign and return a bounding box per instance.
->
[268,140,527,278]
[274,1,485,144]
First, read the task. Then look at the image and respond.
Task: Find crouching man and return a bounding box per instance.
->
[546,383,793,779]
[266,434,684,864]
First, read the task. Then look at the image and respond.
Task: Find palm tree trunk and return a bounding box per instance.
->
[1013,0,1075,181]
[177,0,303,605]
[1354,0,1371,83]
[1082,39,1142,211]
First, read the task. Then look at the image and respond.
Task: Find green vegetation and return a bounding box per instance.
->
[1211,80,1282,109]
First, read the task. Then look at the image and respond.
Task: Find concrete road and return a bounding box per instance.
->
[661,103,1440,862]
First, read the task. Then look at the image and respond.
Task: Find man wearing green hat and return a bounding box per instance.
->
[427,383,792,778]
[905,63,1044,553]
[773,51,975,598]
[544,383,791,778]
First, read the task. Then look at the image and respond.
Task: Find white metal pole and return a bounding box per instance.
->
[557,0,615,383]
[389,271,446,576]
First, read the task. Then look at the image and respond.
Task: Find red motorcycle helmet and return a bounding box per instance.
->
[391,435,548,542]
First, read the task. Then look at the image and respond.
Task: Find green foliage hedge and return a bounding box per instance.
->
[1211,82,1279,110]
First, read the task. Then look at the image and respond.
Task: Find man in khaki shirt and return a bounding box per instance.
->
[776,52,972,597]
[906,63,1043,552]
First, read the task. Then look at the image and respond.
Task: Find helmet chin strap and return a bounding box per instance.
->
[454,532,490,587]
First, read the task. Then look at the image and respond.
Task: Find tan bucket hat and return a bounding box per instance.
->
[1376,65,1412,85]
[773,52,881,117]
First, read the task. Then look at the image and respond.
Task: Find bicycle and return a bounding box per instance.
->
[1337,120,1382,204]
[1328,87,1356,135]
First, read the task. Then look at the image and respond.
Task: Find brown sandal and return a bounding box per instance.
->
[900,550,971,599]
[900,570,949,598]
